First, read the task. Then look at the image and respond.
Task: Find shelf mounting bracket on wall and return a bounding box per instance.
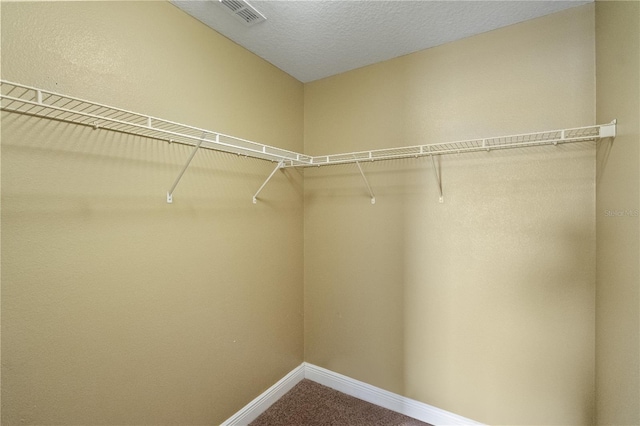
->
[167,132,210,203]
[253,161,284,204]
[599,119,617,138]
[430,153,444,204]
[355,159,376,204]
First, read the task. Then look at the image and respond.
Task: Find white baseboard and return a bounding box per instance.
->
[221,362,484,426]
[220,363,305,426]
[303,363,484,426]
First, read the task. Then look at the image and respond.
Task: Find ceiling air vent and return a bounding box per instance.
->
[218,0,266,26]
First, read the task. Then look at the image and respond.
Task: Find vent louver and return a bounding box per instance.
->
[219,0,266,26]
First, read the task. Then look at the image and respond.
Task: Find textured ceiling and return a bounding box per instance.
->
[172,0,591,83]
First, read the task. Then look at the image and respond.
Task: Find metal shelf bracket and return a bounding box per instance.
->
[430,154,444,204]
[167,132,211,203]
[253,161,285,204]
[355,160,376,204]
[599,119,617,138]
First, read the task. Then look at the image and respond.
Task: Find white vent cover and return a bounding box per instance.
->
[218,0,266,26]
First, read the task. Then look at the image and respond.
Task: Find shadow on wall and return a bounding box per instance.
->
[1,111,305,425]
[596,136,615,185]
[1,112,302,212]
[302,143,595,425]
[398,147,595,424]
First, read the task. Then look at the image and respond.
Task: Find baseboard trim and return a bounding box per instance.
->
[303,363,484,426]
[220,363,306,426]
[221,362,484,426]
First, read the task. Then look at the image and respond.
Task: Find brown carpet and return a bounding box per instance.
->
[249,379,432,426]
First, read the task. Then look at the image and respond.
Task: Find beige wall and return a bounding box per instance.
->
[1,2,304,425]
[4,2,637,425]
[595,1,640,424]
[304,5,596,425]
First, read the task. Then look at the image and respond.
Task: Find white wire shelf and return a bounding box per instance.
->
[0,80,313,167]
[295,123,615,168]
[0,80,616,203]
[1,80,616,168]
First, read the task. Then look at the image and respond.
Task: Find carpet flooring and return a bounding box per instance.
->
[249,379,432,426]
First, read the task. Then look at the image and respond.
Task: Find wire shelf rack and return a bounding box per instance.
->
[0,80,312,167]
[1,80,616,203]
[300,124,612,168]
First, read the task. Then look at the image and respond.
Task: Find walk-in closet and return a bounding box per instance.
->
[1,1,638,425]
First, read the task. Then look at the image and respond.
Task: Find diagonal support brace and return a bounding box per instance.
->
[167,132,211,203]
[430,154,444,203]
[253,161,284,204]
[355,160,376,204]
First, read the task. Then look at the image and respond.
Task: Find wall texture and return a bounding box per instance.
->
[5,2,636,426]
[304,5,596,425]
[1,2,304,425]
[595,1,640,424]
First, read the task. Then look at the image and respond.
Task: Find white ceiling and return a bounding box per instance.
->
[172,0,591,83]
